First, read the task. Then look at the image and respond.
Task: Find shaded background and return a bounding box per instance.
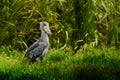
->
[0,0,120,51]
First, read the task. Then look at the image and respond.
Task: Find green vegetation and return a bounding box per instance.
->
[0,0,120,50]
[0,46,120,80]
[0,0,120,80]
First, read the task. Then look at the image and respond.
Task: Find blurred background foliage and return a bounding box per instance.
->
[0,0,120,51]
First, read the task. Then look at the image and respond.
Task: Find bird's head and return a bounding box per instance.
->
[40,22,52,35]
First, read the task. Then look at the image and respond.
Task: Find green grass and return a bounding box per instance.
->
[0,46,120,80]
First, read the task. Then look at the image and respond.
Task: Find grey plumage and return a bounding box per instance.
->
[25,22,51,62]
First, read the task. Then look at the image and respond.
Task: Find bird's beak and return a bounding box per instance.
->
[44,26,52,35]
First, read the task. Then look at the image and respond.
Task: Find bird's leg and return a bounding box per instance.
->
[40,57,43,61]
[36,57,43,64]
[29,56,36,64]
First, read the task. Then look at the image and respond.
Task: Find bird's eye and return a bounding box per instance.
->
[43,23,46,26]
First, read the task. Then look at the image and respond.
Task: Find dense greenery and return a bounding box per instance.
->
[0,46,120,80]
[0,0,120,51]
[0,0,120,79]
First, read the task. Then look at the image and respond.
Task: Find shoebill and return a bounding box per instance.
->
[24,22,52,62]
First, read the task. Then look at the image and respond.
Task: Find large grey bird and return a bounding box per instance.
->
[25,22,52,62]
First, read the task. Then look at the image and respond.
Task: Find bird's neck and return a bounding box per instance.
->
[40,30,49,44]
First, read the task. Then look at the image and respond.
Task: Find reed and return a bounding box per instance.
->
[0,0,119,50]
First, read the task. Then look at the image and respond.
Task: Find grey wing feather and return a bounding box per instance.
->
[30,43,46,57]
[25,42,46,62]
[25,41,39,58]
[25,41,39,55]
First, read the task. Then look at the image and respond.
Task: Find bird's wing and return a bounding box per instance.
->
[25,41,39,57]
[28,42,47,62]
[30,42,46,57]
[26,41,39,54]
[25,42,47,59]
